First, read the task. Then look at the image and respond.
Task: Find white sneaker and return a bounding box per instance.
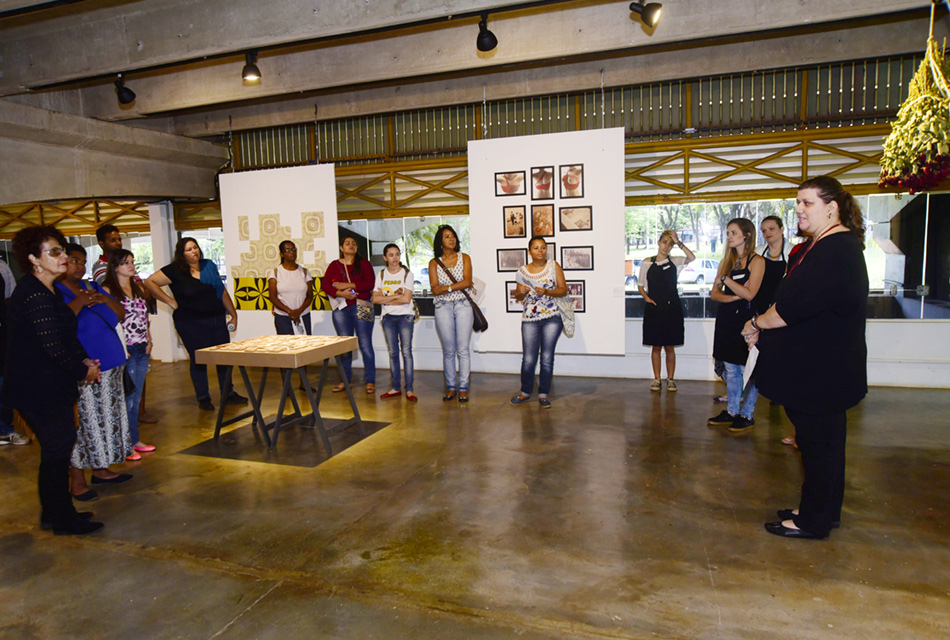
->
[667,379,677,392]
[650,379,661,392]
[0,432,31,446]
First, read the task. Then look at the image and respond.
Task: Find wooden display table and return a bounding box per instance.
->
[195,335,362,450]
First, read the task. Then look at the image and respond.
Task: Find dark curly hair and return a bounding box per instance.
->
[12,226,67,275]
[433,224,461,259]
[799,175,866,248]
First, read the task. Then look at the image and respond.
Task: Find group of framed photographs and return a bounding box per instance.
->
[497,246,593,272]
[495,164,584,200]
[503,204,592,238]
[505,280,586,313]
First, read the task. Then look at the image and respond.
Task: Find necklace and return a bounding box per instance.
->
[786,224,842,277]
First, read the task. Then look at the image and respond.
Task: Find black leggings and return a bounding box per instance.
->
[784,407,847,536]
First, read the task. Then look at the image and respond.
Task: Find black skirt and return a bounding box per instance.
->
[643,299,685,346]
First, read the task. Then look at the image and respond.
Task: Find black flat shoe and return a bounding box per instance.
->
[198,398,215,412]
[443,393,456,402]
[53,519,104,536]
[91,473,133,485]
[41,511,94,530]
[458,393,469,403]
[764,521,826,539]
[227,391,248,405]
[776,509,840,529]
[72,489,98,502]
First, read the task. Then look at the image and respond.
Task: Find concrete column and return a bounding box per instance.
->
[147,200,187,363]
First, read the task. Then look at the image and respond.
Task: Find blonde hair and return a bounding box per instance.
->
[658,229,676,245]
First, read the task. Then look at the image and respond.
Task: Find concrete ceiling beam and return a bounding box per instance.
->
[129,16,941,138]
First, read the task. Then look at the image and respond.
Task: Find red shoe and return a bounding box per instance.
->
[406,392,418,403]
[380,390,402,399]
[133,443,157,452]
[126,451,142,461]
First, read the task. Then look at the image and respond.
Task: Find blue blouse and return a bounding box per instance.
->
[55,280,127,372]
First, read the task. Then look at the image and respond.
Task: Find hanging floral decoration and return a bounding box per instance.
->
[880,36,950,194]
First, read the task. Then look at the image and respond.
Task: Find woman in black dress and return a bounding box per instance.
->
[638,230,695,391]
[708,218,764,433]
[754,215,788,315]
[3,227,102,535]
[144,237,245,412]
[743,176,868,539]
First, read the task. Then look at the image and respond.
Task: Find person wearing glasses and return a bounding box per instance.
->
[268,240,314,335]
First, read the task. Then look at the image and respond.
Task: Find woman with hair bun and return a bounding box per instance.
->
[744,175,869,540]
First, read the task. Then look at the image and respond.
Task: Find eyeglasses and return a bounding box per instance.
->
[281,246,297,253]
[43,247,65,257]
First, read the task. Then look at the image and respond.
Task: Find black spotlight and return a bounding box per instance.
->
[114,73,136,105]
[242,51,261,82]
[629,1,662,27]
[476,13,498,52]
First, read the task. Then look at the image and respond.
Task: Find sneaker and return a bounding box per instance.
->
[666,379,677,392]
[538,398,552,409]
[198,398,215,412]
[0,432,31,446]
[729,415,755,433]
[226,391,248,405]
[707,410,734,426]
[713,395,728,403]
[650,379,661,392]
[510,394,530,405]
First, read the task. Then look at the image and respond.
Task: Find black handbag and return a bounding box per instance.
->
[435,258,488,333]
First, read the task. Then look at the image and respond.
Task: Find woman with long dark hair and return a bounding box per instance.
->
[707,218,765,433]
[322,234,376,394]
[102,248,156,459]
[4,227,102,534]
[144,237,245,412]
[373,243,417,402]
[744,176,868,539]
[428,225,475,403]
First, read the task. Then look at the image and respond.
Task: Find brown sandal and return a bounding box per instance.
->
[332,382,346,393]
[365,383,375,395]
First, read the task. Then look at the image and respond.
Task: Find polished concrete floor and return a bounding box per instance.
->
[1,362,948,640]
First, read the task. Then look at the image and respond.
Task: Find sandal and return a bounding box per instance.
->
[365,383,375,395]
[332,382,346,393]
[406,392,418,403]
[442,392,456,402]
[781,436,796,446]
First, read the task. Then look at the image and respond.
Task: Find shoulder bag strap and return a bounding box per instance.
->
[435,257,477,306]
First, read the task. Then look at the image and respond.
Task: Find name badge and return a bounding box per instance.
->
[661,263,671,270]
[733,273,747,282]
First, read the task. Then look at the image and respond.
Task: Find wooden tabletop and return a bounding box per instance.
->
[195,335,358,369]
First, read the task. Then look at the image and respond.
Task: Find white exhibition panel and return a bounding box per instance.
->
[468,128,626,355]
[219,165,339,342]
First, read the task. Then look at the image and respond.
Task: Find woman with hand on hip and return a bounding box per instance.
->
[144,237,245,412]
[707,219,765,434]
[429,225,475,403]
[638,229,695,392]
[102,249,156,460]
[744,176,868,540]
[509,236,568,409]
[268,240,314,335]
[373,244,417,402]
[322,234,376,394]
[4,227,102,534]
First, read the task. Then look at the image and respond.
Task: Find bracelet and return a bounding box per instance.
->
[751,315,760,331]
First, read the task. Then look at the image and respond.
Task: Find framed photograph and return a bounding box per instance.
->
[566,280,586,312]
[545,242,556,262]
[505,280,523,313]
[497,248,527,272]
[561,245,594,271]
[503,205,527,239]
[531,204,555,238]
[559,164,584,199]
[531,166,555,200]
[559,205,592,231]
[495,171,526,197]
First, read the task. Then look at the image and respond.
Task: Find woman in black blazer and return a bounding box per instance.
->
[3,227,102,535]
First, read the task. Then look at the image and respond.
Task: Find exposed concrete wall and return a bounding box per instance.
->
[0,99,228,203]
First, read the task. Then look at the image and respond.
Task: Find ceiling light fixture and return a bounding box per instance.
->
[242,51,261,82]
[476,13,498,52]
[114,73,136,105]
[629,1,662,28]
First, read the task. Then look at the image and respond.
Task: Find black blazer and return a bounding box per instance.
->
[2,274,90,412]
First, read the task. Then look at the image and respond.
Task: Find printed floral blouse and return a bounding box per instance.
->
[516,261,559,322]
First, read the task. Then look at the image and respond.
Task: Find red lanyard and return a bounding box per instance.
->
[785,224,841,277]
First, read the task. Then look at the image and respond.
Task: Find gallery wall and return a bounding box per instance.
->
[467,128,626,355]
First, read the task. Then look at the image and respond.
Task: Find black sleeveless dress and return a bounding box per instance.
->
[712,258,758,366]
[754,247,787,314]
[642,257,685,346]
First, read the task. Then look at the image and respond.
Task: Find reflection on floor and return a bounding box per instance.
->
[1,361,948,640]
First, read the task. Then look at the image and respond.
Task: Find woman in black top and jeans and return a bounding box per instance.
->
[743,176,869,540]
[4,227,102,535]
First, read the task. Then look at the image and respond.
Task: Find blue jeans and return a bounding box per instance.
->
[381,314,414,392]
[331,304,376,384]
[724,361,758,419]
[125,343,150,443]
[434,299,473,392]
[520,316,562,397]
[274,313,311,335]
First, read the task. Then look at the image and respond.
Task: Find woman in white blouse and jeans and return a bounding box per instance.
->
[373,244,417,402]
[509,236,568,409]
[268,240,314,335]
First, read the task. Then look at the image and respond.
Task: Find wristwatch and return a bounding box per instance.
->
[448,285,452,292]
[720,275,727,284]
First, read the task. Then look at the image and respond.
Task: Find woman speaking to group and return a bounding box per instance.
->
[743,175,869,540]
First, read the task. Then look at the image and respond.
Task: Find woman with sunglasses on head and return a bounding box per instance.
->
[102,249,156,460]
[322,234,377,394]
[429,225,476,403]
[4,228,102,534]
[268,240,314,336]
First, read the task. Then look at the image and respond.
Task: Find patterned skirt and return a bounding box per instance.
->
[71,366,132,469]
